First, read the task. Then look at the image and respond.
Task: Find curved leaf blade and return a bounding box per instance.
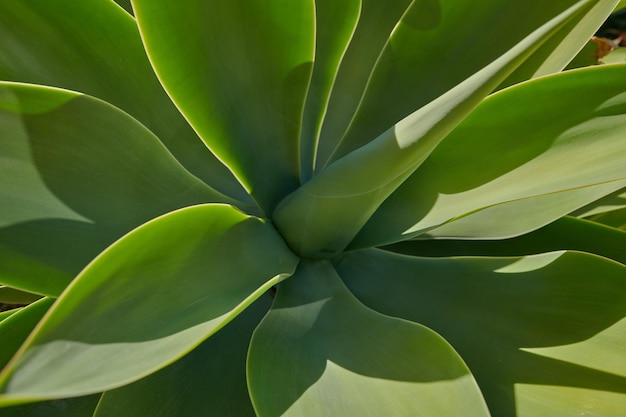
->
[356,64,626,247]
[274,2,591,258]
[0,204,298,403]
[93,295,271,417]
[385,216,626,265]
[248,261,490,417]
[0,299,53,370]
[336,249,626,416]
[319,0,614,166]
[0,82,233,296]
[0,0,245,199]
[299,0,361,182]
[132,0,315,213]
[314,0,414,170]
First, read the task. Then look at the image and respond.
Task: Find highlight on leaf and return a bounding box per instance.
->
[0,0,624,416]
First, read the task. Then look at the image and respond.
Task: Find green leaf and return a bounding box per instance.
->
[0,395,100,417]
[586,207,626,229]
[0,299,53,370]
[0,310,17,324]
[317,0,614,167]
[574,187,626,217]
[299,0,360,182]
[93,295,271,417]
[385,216,626,265]
[274,2,594,259]
[355,65,626,248]
[112,0,133,15]
[248,261,490,417]
[499,0,618,87]
[0,204,298,403]
[313,0,414,170]
[132,0,315,213]
[0,0,245,200]
[337,249,626,416]
[0,82,234,296]
[0,288,41,305]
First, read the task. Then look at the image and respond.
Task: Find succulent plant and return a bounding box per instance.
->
[0,0,625,416]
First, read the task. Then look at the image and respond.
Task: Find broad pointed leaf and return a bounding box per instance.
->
[318,0,614,166]
[0,0,244,199]
[274,3,590,258]
[314,0,414,170]
[93,295,271,417]
[385,216,626,265]
[299,0,360,181]
[336,249,626,416]
[0,82,234,296]
[132,0,315,213]
[355,64,626,248]
[0,299,53,370]
[499,0,619,87]
[248,261,490,417]
[0,204,298,403]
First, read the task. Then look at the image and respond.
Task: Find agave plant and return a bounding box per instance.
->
[1,0,625,416]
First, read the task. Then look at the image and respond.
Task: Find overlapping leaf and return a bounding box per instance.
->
[0,0,245,199]
[0,82,234,296]
[248,261,490,417]
[354,64,626,248]
[317,0,617,166]
[0,204,298,403]
[274,1,603,258]
[93,295,271,417]
[132,0,315,213]
[336,249,626,416]
[385,216,626,265]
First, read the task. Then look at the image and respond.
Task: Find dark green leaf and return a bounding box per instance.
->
[0,204,298,403]
[0,0,245,200]
[337,249,626,416]
[0,82,233,296]
[248,261,490,416]
[132,0,315,212]
[93,295,271,417]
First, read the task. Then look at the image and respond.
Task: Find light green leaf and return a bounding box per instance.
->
[0,0,245,199]
[299,0,360,182]
[0,299,53,370]
[499,0,618,87]
[314,0,414,170]
[573,187,626,217]
[132,0,315,213]
[318,0,613,166]
[0,310,17,324]
[0,82,234,296]
[248,261,490,417]
[0,204,298,404]
[274,2,593,259]
[385,216,626,265]
[94,295,271,417]
[355,64,626,248]
[337,249,626,416]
